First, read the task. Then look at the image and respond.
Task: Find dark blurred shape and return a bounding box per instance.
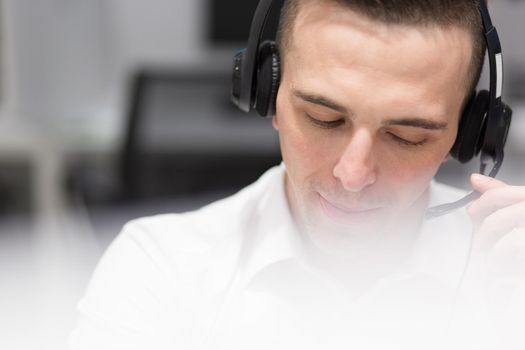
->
[0,161,33,219]
[121,69,281,201]
[67,69,281,211]
[207,0,284,45]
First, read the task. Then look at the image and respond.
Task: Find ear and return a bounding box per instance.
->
[272,115,279,131]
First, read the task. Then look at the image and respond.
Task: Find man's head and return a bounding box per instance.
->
[276,0,486,95]
[271,0,486,256]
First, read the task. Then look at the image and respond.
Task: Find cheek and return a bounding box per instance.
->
[279,121,329,189]
[277,102,337,182]
[380,149,444,204]
[380,129,454,185]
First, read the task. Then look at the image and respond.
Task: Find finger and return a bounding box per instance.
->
[470,173,507,194]
[474,201,525,252]
[466,185,525,224]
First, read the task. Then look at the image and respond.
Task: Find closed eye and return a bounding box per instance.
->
[306,113,345,129]
[387,132,427,147]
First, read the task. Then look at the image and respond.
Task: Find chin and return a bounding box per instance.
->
[302,206,422,262]
[305,194,419,235]
[302,220,387,260]
[309,213,388,237]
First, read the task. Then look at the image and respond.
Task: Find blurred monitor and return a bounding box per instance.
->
[120,70,281,200]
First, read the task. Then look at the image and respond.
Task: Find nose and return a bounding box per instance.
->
[333,128,377,192]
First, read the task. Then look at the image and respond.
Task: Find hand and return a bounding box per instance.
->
[467,173,525,254]
[462,174,525,308]
[462,173,525,334]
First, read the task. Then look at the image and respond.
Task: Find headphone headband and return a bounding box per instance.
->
[236,0,275,112]
[477,0,508,168]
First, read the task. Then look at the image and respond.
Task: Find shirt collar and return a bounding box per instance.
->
[239,163,306,288]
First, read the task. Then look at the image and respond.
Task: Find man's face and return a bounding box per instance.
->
[274,1,473,255]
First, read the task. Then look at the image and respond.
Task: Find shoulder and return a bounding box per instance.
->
[123,164,285,258]
[83,164,287,296]
[71,166,287,347]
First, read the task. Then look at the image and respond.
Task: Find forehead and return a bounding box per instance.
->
[284,1,473,116]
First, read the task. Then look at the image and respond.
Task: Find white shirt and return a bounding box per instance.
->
[70,164,490,350]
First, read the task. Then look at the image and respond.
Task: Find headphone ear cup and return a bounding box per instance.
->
[255,41,281,117]
[450,90,490,163]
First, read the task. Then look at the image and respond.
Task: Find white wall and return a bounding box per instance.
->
[490,0,525,68]
[5,0,111,125]
[0,0,17,121]
[2,0,236,151]
[108,0,206,69]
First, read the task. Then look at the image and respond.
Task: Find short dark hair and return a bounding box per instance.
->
[276,0,486,95]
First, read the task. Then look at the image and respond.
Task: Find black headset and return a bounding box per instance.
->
[231,0,512,219]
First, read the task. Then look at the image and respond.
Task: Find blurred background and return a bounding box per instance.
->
[0,0,523,349]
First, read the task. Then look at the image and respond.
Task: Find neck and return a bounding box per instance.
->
[285,175,431,296]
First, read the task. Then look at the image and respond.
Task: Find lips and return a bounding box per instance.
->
[317,193,382,225]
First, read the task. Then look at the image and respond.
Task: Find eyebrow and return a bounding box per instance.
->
[383,118,448,130]
[292,88,448,130]
[292,89,351,115]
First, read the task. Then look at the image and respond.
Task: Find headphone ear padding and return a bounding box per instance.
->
[451,90,489,163]
[255,41,281,117]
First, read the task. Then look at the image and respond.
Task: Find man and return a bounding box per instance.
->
[70,1,525,349]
